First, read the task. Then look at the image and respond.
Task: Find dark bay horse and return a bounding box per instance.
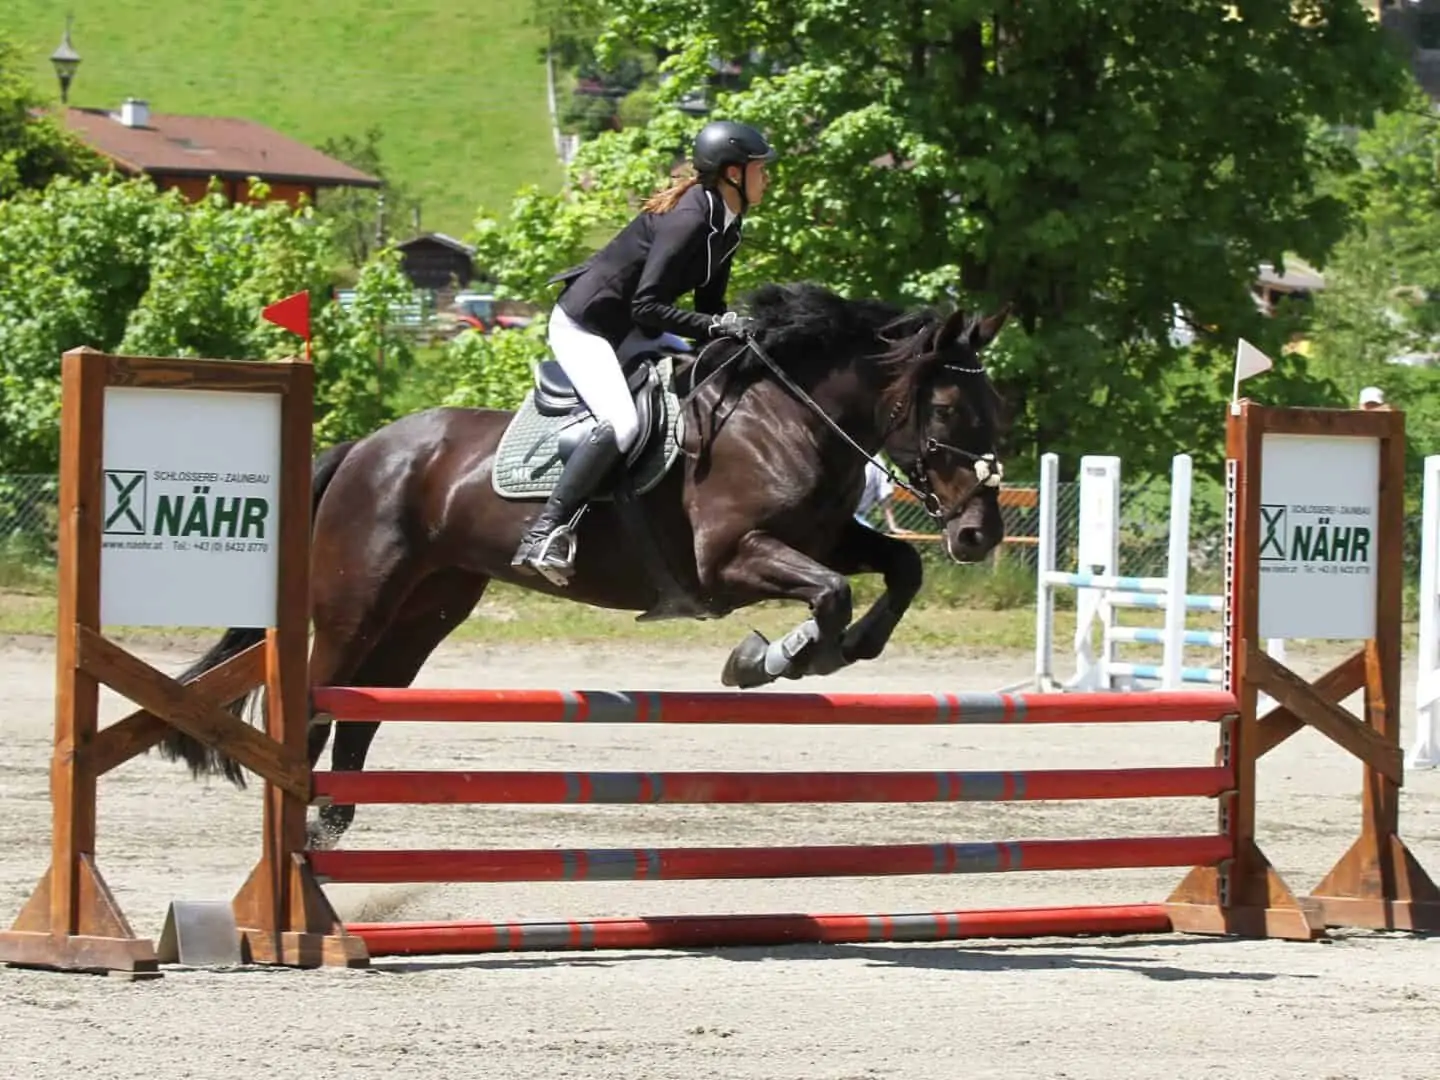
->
[162,282,1010,846]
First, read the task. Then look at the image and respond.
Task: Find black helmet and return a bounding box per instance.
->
[693,121,777,181]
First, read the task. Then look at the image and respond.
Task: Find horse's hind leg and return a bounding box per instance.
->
[311,569,491,849]
[303,534,418,806]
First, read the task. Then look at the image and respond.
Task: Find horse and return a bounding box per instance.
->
[161,281,1010,848]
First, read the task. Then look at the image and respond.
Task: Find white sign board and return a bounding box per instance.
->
[1257,433,1378,640]
[1076,456,1121,575]
[100,387,282,628]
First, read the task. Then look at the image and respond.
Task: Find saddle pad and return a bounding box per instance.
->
[491,356,684,501]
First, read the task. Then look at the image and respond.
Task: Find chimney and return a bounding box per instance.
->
[119,98,149,128]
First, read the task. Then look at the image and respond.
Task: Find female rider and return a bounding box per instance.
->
[511,119,778,584]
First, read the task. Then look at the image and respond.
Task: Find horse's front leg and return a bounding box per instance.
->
[767,519,924,681]
[713,532,853,689]
[827,518,925,667]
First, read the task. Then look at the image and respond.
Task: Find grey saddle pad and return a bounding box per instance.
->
[491,355,684,501]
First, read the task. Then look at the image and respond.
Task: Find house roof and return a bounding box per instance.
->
[58,106,382,188]
[395,232,475,255]
[1257,260,1325,292]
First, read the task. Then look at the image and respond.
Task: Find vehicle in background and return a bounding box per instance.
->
[452,292,533,335]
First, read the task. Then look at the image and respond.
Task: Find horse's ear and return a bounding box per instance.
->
[936,308,970,347]
[968,304,1012,351]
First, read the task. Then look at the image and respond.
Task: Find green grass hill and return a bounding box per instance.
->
[6,2,563,238]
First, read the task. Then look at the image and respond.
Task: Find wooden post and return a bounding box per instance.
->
[1166,400,1324,940]
[1166,400,1438,938]
[0,348,364,977]
[1307,407,1440,930]
[231,358,366,967]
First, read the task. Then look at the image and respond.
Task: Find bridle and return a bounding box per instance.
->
[684,332,1003,523]
[881,357,1004,521]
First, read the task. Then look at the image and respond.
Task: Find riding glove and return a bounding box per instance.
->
[709,311,753,339]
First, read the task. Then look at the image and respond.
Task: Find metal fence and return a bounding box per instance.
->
[0,475,60,564]
[858,473,1211,582]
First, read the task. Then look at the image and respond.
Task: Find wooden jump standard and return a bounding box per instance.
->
[0,348,356,978]
[1164,402,1440,934]
[0,350,1433,977]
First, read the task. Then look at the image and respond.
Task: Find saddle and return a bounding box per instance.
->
[531,356,665,470]
[490,342,690,503]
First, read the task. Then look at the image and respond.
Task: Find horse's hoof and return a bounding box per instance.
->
[306,820,341,852]
[721,630,774,688]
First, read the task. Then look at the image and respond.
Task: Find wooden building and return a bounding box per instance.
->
[394,233,477,290]
[57,98,381,207]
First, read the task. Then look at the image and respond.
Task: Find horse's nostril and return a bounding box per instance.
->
[956,527,984,549]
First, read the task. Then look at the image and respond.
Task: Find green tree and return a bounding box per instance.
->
[314,127,421,268]
[440,320,552,411]
[0,33,102,199]
[0,174,412,472]
[479,1,1409,482]
[1306,79,1440,481]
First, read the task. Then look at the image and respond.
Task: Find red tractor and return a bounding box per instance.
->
[450,292,533,336]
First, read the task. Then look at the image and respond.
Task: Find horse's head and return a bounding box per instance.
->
[880,306,1009,563]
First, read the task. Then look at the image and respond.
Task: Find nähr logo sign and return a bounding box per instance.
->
[102,470,147,536]
[1259,502,1372,575]
[152,484,270,540]
[102,470,271,547]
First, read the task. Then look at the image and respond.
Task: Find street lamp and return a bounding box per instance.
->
[50,16,81,106]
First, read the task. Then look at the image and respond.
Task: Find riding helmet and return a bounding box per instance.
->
[693,121,778,181]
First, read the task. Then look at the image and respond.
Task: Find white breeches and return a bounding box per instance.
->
[548,304,688,454]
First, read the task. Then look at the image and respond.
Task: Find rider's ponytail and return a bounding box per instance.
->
[642,172,701,214]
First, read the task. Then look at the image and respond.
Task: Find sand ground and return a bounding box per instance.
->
[1,634,1438,1080]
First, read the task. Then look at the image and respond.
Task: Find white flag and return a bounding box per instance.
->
[1232,338,1274,410]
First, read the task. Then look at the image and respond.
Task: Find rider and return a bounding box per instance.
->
[511,119,778,583]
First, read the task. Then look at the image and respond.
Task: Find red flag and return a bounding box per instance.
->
[262,290,311,360]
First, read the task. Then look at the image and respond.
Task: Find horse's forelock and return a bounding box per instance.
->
[877,316,999,433]
[876,316,947,425]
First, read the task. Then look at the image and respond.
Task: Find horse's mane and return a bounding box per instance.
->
[744,283,936,366]
[740,282,994,426]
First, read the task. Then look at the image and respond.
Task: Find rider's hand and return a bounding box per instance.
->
[708,311,753,340]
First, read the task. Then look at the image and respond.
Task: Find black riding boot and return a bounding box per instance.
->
[511,420,625,585]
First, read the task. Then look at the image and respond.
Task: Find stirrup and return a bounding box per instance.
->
[521,507,586,586]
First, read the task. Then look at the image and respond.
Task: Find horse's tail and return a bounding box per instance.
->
[155,437,361,787]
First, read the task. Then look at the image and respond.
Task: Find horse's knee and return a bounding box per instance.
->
[813,572,852,633]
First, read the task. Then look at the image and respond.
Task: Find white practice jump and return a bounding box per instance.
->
[1411,456,1440,768]
[1034,451,1283,695]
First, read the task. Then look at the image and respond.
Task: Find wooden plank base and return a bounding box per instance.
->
[239,929,370,968]
[0,856,160,977]
[1309,834,1440,931]
[1164,854,1327,941]
[1164,900,1325,941]
[1308,897,1440,932]
[232,853,369,969]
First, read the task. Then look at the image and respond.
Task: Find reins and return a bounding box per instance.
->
[688,331,1002,521]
